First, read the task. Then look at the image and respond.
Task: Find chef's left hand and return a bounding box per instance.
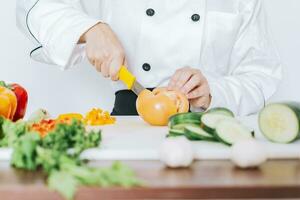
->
[168,67,211,110]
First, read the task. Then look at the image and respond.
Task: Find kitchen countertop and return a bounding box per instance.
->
[1,160,300,199]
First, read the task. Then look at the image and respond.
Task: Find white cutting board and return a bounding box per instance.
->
[0,116,299,161]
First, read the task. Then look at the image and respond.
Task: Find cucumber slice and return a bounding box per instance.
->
[168,129,185,137]
[172,123,200,131]
[184,125,216,141]
[215,119,253,146]
[201,113,234,134]
[172,119,200,127]
[169,112,203,127]
[207,107,235,117]
[259,102,300,143]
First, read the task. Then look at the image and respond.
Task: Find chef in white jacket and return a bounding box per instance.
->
[17,0,282,116]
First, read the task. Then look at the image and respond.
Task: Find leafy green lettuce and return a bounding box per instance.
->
[0,118,141,199]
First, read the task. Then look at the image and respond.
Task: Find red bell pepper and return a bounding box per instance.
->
[10,84,28,121]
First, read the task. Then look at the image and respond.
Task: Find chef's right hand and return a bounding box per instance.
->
[79,23,125,81]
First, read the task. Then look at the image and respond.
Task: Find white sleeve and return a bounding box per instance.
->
[198,0,282,116]
[16,0,101,69]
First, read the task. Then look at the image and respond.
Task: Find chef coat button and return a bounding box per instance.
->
[146,8,155,17]
[142,63,151,71]
[191,14,200,22]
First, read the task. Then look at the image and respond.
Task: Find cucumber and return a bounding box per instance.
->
[172,119,200,126]
[173,122,201,131]
[169,112,203,128]
[168,129,185,137]
[184,125,216,141]
[214,119,253,146]
[168,108,255,145]
[259,102,300,143]
[207,107,235,117]
[201,113,234,134]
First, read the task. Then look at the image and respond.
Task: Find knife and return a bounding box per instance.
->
[119,65,146,96]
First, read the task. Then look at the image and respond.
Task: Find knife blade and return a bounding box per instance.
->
[119,65,146,95]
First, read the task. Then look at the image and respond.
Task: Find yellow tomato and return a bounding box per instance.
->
[136,88,189,126]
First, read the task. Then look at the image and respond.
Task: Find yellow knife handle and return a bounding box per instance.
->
[119,65,136,90]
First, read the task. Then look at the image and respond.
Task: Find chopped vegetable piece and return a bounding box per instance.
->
[168,129,185,137]
[207,107,235,117]
[30,119,57,138]
[215,119,253,146]
[201,113,234,134]
[184,125,216,141]
[172,123,199,131]
[169,112,202,128]
[84,108,116,126]
[57,113,84,123]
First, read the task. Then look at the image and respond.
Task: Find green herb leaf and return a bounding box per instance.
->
[48,170,79,200]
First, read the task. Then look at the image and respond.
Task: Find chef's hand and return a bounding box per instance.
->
[79,23,126,81]
[168,67,211,110]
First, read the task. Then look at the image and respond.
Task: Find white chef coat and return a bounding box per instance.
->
[16,0,282,116]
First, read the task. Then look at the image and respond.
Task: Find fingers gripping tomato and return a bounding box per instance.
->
[136,88,189,126]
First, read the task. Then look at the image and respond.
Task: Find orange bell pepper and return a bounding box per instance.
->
[0,86,17,120]
[84,108,116,126]
[57,113,84,124]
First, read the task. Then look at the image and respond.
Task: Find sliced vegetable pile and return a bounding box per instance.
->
[259,102,300,143]
[83,108,116,125]
[0,117,140,200]
[167,108,253,146]
[56,108,116,126]
[27,107,116,139]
